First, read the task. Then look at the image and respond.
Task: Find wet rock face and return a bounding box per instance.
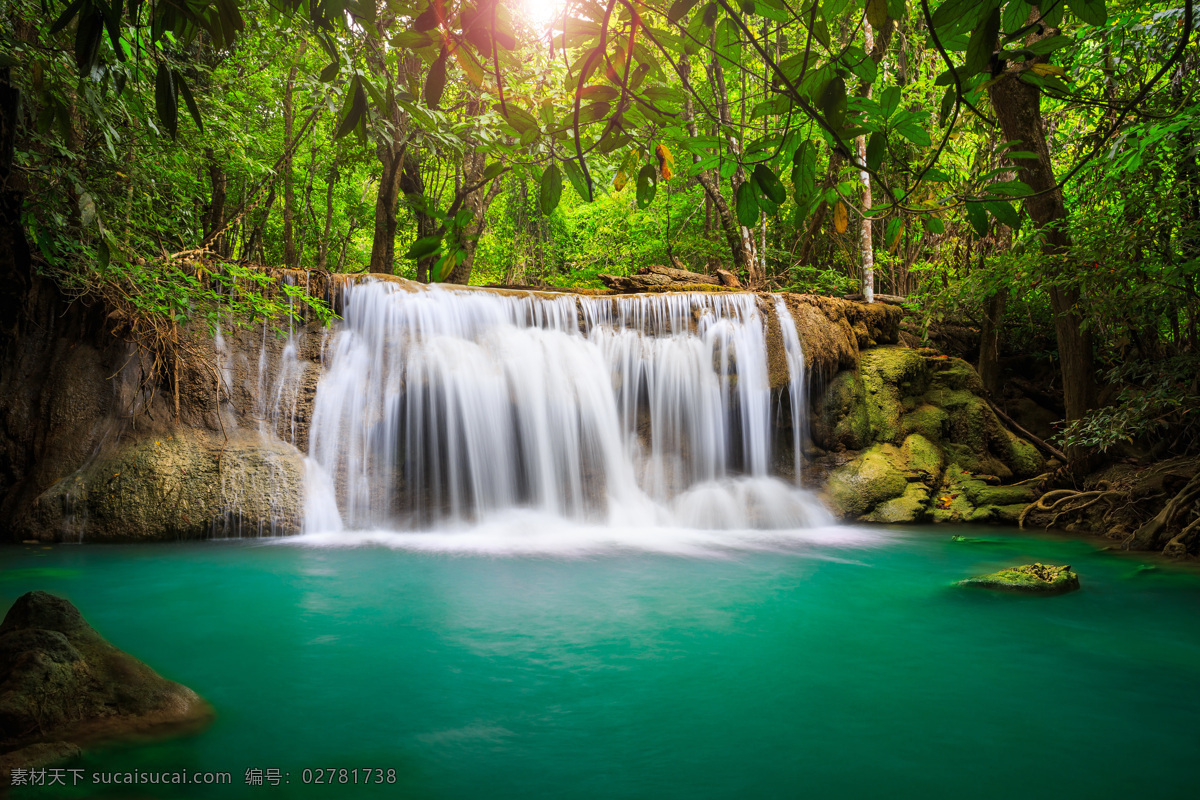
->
[815,347,1045,523]
[0,591,211,757]
[18,428,306,542]
[956,563,1081,594]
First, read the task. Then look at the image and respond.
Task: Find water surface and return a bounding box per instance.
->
[2,526,1197,799]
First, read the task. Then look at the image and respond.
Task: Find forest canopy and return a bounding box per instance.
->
[1,0,1198,458]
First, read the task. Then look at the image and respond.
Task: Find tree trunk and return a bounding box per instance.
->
[317,162,338,271]
[281,42,306,268]
[677,53,757,282]
[978,286,1007,396]
[444,98,502,285]
[202,147,230,257]
[987,20,1095,423]
[711,50,761,286]
[399,158,438,282]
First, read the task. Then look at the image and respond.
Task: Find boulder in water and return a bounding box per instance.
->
[956,563,1080,594]
[0,591,212,772]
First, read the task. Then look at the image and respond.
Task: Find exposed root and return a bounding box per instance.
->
[1130,470,1200,552]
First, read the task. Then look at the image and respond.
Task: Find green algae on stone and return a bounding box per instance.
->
[863,481,930,523]
[825,444,909,518]
[859,347,929,445]
[902,403,950,442]
[811,369,872,451]
[931,465,1041,525]
[900,433,944,482]
[956,563,1080,594]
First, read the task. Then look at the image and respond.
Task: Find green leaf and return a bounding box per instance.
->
[1006,150,1039,160]
[1024,35,1071,55]
[668,0,700,25]
[988,180,1033,196]
[965,7,1001,77]
[939,86,955,125]
[413,6,441,32]
[879,86,901,120]
[175,71,203,134]
[866,132,886,171]
[636,164,658,210]
[425,51,447,109]
[97,238,110,274]
[483,162,506,180]
[154,64,178,140]
[1065,0,1107,26]
[736,181,759,227]
[49,0,86,35]
[753,164,786,205]
[820,76,848,131]
[319,61,339,82]
[931,0,994,38]
[563,158,593,202]
[922,217,946,234]
[896,122,930,147]
[983,200,1020,229]
[334,77,366,140]
[965,203,988,237]
[579,85,620,102]
[540,163,563,214]
[404,235,443,260]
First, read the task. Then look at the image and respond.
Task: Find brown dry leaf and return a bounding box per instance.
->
[834,201,848,234]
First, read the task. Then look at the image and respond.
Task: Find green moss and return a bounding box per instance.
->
[902,403,949,442]
[956,563,1080,594]
[811,369,871,450]
[929,357,986,394]
[863,482,930,524]
[929,465,1039,524]
[860,347,928,445]
[1003,430,1045,478]
[825,444,909,518]
[900,433,944,482]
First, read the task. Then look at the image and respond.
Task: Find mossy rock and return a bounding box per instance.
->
[956,563,1080,594]
[811,369,871,451]
[903,403,950,442]
[0,592,212,755]
[860,347,929,445]
[930,465,1040,524]
[825,444,909,519]
[900,433,944,483]
[862,482,930,524]
[928,356,986,394]
[1003,430,1044,479]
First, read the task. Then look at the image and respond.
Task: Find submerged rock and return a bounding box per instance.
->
[956,563,1080,594]
[0,592,211,763]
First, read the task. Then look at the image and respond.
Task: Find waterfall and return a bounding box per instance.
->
[303,280,828,533]
[774,295,808,482]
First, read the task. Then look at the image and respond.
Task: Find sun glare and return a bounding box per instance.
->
[521,0,565,31]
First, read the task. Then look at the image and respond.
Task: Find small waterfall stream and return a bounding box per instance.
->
[301,280,827,534]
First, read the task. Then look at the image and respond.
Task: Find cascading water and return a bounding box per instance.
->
[302,279,829,537]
